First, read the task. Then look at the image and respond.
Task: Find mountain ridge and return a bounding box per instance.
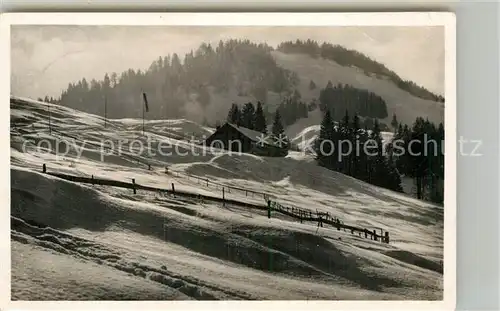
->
[36,39,443,135]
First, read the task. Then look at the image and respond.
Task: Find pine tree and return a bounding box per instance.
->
[406,117,427,199]
[395,124,411,176]
[370,119,383,154]
[103,73,111,89]
[309,80,317,90]
[351,114,362,178]
[254,101,267,134]
[227,103,242,125]
[241,102,256,129]
[315,110,335,169]
[367,119,384,185]
[272,110,285,137]
[380,158,403,192]
[397,123,404,138]
[338,110,351,174]
[271,109,289,150]
[391,113,399,131]
[357,126,370,181]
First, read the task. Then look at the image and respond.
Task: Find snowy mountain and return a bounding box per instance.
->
[10,96,443,300]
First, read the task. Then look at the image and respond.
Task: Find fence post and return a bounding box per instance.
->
[267,200,271,219]
[365,229,368,238]
[42,164,46,173]
[373,230,377,241]
[206,179,209,187]
[91,175,94,185]
[132,178,136,194]
[385,231,390,244]
[171,183,175,197]
[222,187,225,205]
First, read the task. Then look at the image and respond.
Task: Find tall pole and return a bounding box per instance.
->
[104,95,107,129]
[48,103,51,135]
[141,90,145,137]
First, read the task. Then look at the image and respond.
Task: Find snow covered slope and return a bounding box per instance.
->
[10,96,443,300]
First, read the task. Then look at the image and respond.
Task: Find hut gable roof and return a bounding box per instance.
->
[224,122,287,148]
[226,122,265,143]
[210,122,288,150]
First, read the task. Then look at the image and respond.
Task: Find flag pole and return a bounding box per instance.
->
[142,95,145,136]
[141,91,149,137]
[104,94,107,129]
[48,102,51,135]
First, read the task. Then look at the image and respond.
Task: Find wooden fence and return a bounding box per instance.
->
[41,163,390,244]
[268,200,389,243]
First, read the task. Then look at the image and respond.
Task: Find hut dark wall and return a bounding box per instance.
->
[204,123,253,153]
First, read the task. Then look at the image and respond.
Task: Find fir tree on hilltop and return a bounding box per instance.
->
[272,110,285,137]
[314,109,335,169]
[253,101,267,134]
[271,110,290,149]
[391,113,399,131]
[227,103,242,126]
[241,102,256,129]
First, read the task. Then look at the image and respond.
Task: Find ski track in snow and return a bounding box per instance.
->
[10,96,443,300]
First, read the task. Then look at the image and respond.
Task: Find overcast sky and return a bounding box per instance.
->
[11,25,444,99]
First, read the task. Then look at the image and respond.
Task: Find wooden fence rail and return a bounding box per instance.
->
[268,200,389,243]
[45,171,269,212]
[43,165,389,244]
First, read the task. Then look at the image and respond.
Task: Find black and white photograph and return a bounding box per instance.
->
[4,12,456,306]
